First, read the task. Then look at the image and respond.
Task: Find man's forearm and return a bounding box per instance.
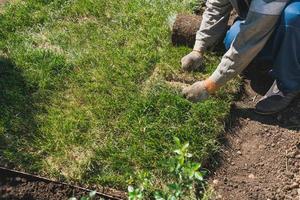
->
[209,0,288,88]
[194,0,232,52]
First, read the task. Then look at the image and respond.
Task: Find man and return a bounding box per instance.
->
[181,0,300,115]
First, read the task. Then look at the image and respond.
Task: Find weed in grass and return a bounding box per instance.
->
[128,137,206,200]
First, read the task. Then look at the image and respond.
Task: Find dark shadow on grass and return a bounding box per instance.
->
[0,56,42,171]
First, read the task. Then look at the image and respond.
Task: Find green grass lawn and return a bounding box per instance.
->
[0,0,239,191]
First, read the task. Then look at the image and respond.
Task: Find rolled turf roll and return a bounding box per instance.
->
[171,14,202,48]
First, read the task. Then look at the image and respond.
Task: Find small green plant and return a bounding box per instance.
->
[128,137,206,200]
[128,172,151,200]
[69,191,97,200]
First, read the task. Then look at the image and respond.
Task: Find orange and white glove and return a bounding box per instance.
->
[182,79,218,103]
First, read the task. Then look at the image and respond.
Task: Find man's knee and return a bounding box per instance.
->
[283,1,300,26]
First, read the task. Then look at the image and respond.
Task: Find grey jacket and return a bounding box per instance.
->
[194,0,289,86]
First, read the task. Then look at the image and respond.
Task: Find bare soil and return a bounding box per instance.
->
[0,175,88,200]
[0,167,126,200]
[210,68,300,200]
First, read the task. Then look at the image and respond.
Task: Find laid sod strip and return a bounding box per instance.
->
[0,0,239,191]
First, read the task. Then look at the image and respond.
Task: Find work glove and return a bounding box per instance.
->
[182,81,209,103]
[181,51,203,72]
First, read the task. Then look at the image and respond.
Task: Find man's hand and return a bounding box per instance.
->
[182,81,209,103]
[181,51,203,72]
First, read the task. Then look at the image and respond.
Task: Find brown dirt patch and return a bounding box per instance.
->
[0,176,88,200]
[0,167,125,200]
[210,70,300,200]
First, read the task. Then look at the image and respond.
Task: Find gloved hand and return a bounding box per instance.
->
[182,81,209,103]
[181,51,203,72]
